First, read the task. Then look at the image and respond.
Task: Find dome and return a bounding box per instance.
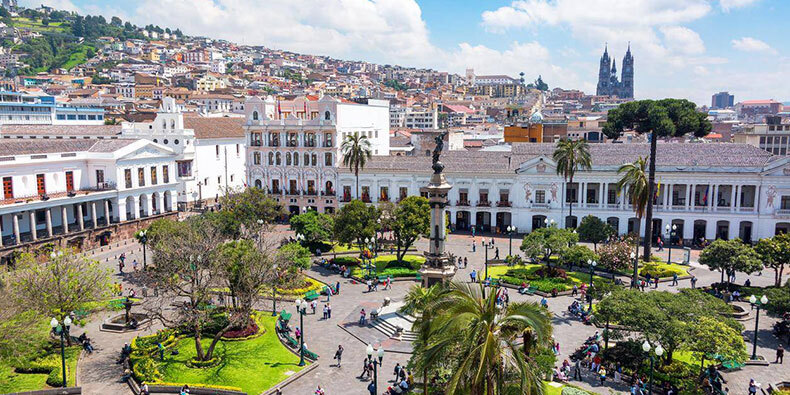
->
[530,111,544,123]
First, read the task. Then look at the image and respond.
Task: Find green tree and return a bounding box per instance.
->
[685,316,748,375]
[616,157,648,286]
[278,242,311,271]
[400,284,446,394]
[534,75,548,91]
[520,227,578,266]
[553,139,592,224]
[755,234,790,286]
[597,238,633,272]
[110,16,122,26]
[576,215,614,251]
[563,244,597,270]
[289,210,334,247]
[603,99,711,261]
[340,134,372,199]
[390,196,430,263]
[219,186,284,228]
[217,239,275,312]
[333,200,379,252]
[699,239,763,284]
[422,282,552,394]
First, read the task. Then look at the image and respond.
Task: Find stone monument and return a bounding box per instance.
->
[418,132,457,287]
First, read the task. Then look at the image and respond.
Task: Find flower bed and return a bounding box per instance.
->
[639,262,689,279]
[350,255,425,279]
[492,264,608,293]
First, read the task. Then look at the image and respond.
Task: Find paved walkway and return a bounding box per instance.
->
[71,229,788,394]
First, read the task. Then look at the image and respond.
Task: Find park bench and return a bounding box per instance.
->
[321,284,338,295]
[303,290,319,301]
[415,272,422,281]
[73,308,90,320]
[489,279,500,287]
[303,349,319,360]
[377,275,388,284]
[279,309,292,323]
[284,334,299,349]
[524,286,538,295]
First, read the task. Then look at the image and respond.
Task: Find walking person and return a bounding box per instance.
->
[394,363,402,382]
[472,241,476,252]
[359,309,366,325]
[671,273,678,286]
[360,357,370,379]
[385,275,392,290]
[464,257,468,268]
[334,344,344,367]
[690,275,697,289]
[323,304,329,320]
[327,303,332,319]
[777,344,785,364]
[573,359,582,381]
[495,247,500,260]
[118,259,125,274]
[133,259,139,272]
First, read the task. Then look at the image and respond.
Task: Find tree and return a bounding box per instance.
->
[685,317,748,375]
[217,239,275,312]
[562,245,597,270]
[534,75,548,91]
[577,215,614,251]
[219,186,284,228]
[340,134,372,199]
[604,99,711,261]
[400,284,446,394]
[110,16,123,26]
[699,239,762,284]
[421,282,552,394]
[333,200,379,252]
[617,157,649,221]
[553,139,592,224]
[755,234,790,287]
[597,238,633,272]
[278,242,311,271]
[390,196,430,263]
[289,210,334,247]
[520,227,578,266]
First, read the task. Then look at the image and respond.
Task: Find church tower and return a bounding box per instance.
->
[620,43,634,99]
[596,45,611,96]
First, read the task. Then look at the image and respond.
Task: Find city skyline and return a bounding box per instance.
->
[19,0,789,106]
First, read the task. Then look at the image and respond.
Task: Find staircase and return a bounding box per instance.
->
[371,313,418,342]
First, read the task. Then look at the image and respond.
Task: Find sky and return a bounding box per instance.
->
[22,0,789,106]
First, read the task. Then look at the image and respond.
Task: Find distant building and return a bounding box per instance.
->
[736,100,783,121]
[596,44,634,99]
[0,91,104,125]
[733,116,790,155]
[711,91,734,109]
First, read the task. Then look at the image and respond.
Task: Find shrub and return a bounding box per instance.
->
[597,239,633,272]
[330,256,361,266]
[534,266,567,279]
[563,245,597,268]
[131,353,162,382]
[222,321,259,339]
[186,356,222,369]
[562,386,592,395]
[505,255,524,265]
[640,263,686,279]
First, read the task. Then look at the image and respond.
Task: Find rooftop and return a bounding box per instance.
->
[0,125,122,137]
[184,117,245,139]
[0,138,136,156]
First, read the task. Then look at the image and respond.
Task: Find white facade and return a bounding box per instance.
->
[389,105,438,129]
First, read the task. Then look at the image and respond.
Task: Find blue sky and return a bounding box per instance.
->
[24,0,788,105]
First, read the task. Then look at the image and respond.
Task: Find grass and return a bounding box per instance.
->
[491,264,609,292]
[215,276,327,298]
[672,351,717,370]
[638,262,689,279]
[61,45,94,70]
[350,254,426,278]
[0,346,80,393]
[157,315,305,394]
[11,17,69,33]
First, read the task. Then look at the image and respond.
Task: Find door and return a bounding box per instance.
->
[36,174,46,196]
[65,171,74,192]
[2,177,12,199]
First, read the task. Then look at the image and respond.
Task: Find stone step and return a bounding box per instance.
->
[372,317,418,342]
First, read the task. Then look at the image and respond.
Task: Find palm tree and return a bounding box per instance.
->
[421,282,552,395]
[616,157,649,288]
[340,134,372,199]
[400,284,445,395]
[552,139,592,227]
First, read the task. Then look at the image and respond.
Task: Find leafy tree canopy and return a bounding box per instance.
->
[289,210,334,246]
[754,233,790,286]
[699,238,762,282]
[333,200,379,251]
[602,99,711,140]
[520,227,578,263]
[390,196,430,262]
[577,215,615,250]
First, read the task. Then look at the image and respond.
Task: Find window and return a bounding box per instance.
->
[138,168,145,186]
[163,166,169,183]
[272,179,280,193]
[96,169,105,185]
[252,111,259,120]
[343,185,352,200]
[399,187,408,201]
[566,184,578,203]
[2,176,12,199]
[268,152,274,165]
[479,190,489,204]
[325,133,333,147]
[289,180,298,195]
[782,196,790,210]
[324,111,331,120]
[380,187,389,201]
[253,152,261,165]
[608,188,617,204]
[499,190,509,203]
[286,152,292,166]
[304,153,310,166]
[293,153,299,166]
[361,186,370,201]
[535,190,546,203]
[217,176,221,184]
[216,145,220,157]
[325,153,332,166]
[311,154,317,166]
[151,167,158,185]
[236,144,240,155]
[251,133,262,146]
[307,180,315,194]
[459,190,468,203]
[36,174,46,195]
[275,152,281,165]
[65,171,74,192]
[125,169,132,188]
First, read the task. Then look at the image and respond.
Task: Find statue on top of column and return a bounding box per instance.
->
[432,131,448,174]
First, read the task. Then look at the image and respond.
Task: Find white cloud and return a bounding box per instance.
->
[731,37,776,54]
[660,26,705,55]
[719,0,760,12]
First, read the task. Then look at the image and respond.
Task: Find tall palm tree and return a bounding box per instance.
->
[552,139,592,227]
[400,284,445,395]
[341,134,372,199]
[616,157,649,288]
[421,282,552,395]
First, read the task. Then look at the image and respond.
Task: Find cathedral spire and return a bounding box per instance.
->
[611,59,617,74]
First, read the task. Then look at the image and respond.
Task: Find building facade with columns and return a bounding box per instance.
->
[338,143,790,243]
[244,95,390,215]
[0,138,178,252]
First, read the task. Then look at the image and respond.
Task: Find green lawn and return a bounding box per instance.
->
[0,346,80,393]
[351,254,426,278]
[672,351,716,370]
[11,17,69,33]
[157,315,305,394]
[638,262,689,278]
[61,45,94,70]
[490,264,609,292]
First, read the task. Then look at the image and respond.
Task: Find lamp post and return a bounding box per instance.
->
[749,294,768,360]
[364,237,375,279]
[366,344,385,394]
[375,218,382,257]
[295,299,308,366]
[482,240,494,297]
[642,340,664,395]
[587,259,597,311]
[50,316,72,388]
[271,263,279,316]
[507,225,515,257]
[665,224,677,264]
[631,251,638,289]
[138,229,148,271]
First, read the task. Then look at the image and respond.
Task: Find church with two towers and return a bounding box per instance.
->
[596,44,634,99]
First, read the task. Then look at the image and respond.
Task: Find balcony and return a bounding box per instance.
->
[304,190,317,196]
[456,200,470,206]
[305,141,316,148]
[496,201,512,207]
[340,196,352,202]
[324,142,333,148]
[322,190,335,196]
[361,195,372,203]
[287,189,300,196]
[269,141,280,147]
[286,140,298,147]
[84,182,117,192]
[379,196,390,202]
[531,202,550,209]
[605,203,620,210]
[250,141,262,147]
[477,200,491,207]
[270,188,282,195]
[775,208,790,217]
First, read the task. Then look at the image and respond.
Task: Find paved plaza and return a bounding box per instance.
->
[71,228,787,395]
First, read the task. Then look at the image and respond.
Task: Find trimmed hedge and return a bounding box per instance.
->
[639,262,688,279]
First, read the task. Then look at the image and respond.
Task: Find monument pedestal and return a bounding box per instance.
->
[419,141,457,287]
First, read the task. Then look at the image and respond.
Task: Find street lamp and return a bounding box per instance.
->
[375,218,382,256]
[295,299,309,366]
[50,316,72,388]
[507,225,515,257]
[630,251,638,289]
[482,240,494,297]
[366,344,385,394]
[587,259,597,310]
[748,294,768,360]
[642,340,664,395]
[665,224,677,264]
[271,263,279,316]
[138,229,148,271]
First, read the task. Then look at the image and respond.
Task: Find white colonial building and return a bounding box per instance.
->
[0,138,178,251]
[244,95,390,215]
[338,143,790,243]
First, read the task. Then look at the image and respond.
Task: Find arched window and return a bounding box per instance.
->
[268,152,274,165]
[293,153,299,166]
[253,152,261,165]
[254,179,262,189]
[162,119,167,129]
[170,119,175,129]
[324,152,332,166]
[311,154,317,166]
[252,111,259,120]
[325,181,333,194]
[286,152,292,166]
[324,111,331,120]
[275,152,281,165]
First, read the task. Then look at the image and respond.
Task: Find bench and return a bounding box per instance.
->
[303,349,319,360]
[321,285,338,295]
[377,275,388,284]
[303,290,319,301]
[279,309,292,322]
[520,286,537,295]
[284,334,299,348]
[415,272,422,281]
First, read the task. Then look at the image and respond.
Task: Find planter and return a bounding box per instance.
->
[101,312,151,333]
